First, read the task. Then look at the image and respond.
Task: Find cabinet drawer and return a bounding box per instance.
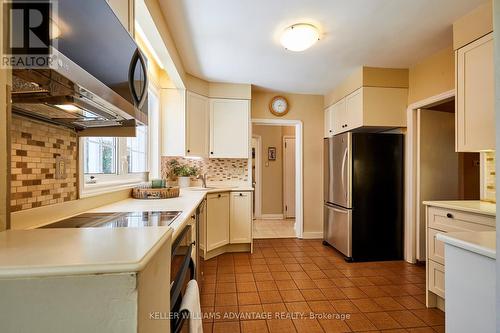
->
[207,192,230,200]
[427,206,495,232]
[428,260,445,298]
[427,228,445,265]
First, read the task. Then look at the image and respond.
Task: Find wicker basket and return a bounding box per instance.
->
[132,186,180,199]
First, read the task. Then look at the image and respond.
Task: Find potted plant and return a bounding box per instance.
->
[167,160,198,188]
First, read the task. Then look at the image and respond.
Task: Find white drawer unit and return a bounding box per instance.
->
[425,202,495,311]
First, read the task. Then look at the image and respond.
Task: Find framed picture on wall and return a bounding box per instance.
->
[268,147,276,161]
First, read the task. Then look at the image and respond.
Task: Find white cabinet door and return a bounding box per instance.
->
[344,88,363,132]
[186,92,209,158]
[230,192,252,244]
[332,98,346,135]
[206,193,230,251]
[456,33,494,152]
[210,99,250,158]
[324,105,334,137]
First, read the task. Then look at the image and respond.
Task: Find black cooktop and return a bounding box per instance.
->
[41,211,182,229]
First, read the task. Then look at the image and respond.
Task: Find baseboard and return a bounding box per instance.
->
[301,231,323,239]
[260,214,284,220]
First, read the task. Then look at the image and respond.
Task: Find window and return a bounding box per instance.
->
[127,125,148,173]
[84,137,117,174]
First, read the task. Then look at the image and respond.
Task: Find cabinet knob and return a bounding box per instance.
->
[239,193,243,196]
[329,130,332,133]
[210,152,214,155]
[187,149,190,153]
[218,194,221,198]
[446,213,453,219]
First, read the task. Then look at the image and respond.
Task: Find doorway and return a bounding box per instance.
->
[406,91,481,262]
[251,119,303,239]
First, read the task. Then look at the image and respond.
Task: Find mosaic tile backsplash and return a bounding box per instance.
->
[161,157,249,186]
[483,151,496,202]
[11,115,78,212]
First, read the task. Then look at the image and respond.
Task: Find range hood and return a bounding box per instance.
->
[10,0,148,135]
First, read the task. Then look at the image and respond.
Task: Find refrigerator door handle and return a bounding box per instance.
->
[340,147,348,201]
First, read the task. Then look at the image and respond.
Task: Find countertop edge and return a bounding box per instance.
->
[437,232,496,260]
[423,200,496,216]
[0,228,174,279]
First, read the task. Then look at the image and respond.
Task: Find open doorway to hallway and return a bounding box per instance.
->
[252,124,296,238]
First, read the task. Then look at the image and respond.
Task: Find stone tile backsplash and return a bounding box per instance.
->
[483,151,496,202]
[10,115,78,212]
[161,157,249,186]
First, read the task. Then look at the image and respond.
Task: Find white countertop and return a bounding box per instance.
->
[0,186,252,279]
[437,231,496,259]
[423,200,496,216]
[0,227,173,278]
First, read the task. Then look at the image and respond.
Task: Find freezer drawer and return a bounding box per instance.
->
[324,204,352,258]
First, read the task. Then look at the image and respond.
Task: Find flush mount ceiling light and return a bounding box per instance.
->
[280,23,320,52]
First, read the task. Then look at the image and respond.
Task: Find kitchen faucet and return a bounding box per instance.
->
[197,173,208,188]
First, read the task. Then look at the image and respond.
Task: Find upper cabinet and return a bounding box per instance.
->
[107,0,135,35]
[455,33,494,152]
[324,87,407,137]
[210,99,250,158]
[186,92,210,157]
[162,90,209,158]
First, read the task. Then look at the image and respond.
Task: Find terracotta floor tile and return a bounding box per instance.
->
[307,270,328,280]
[332,277,356,288]
[262,302,287,313]
[330,299,360,314]
[202,306,215,323]
[358,285,389,298]
[254,272,274,281]
[294,278,317,290]
[367,276,392,286]
[345,313,377,331]
[268,264,287,272]
[411,309,445,326]
[351,298,384,313]
[406,327,437,333]
[279,289,305,302]
[322,269,345,278]
[203,322,213,333]
[213,321,240,333]
[235,273,255,283]
[284,263,303,272]
[380,285,409,296]
[218,266,235,274]
[202,283,216,294]
[259,291,283,304]
[340,287,368,299]
[292,318,324,333]
[388,310,427,328]
[321,287,348,300]
[372,297,405,311]
[313,278,335,289]
[267,319,297,333]
[307,300,335,313]
[235,265,253,273]
[301,289,327,301]
[285,301,311,313]
[432,325,445,333]
[250,258,267,265]
[318,318,351,333]
[238,292,261,305]
[251,264,270,273]
[237,281,258,293]
[265,257,283,264]
[394,295,426,310]
[217,274,236,283]
[201,293,216,307]
[364,311,402,330]
[215,293,238,306]
[256,280,278,291]
[240,319,269,333]
[349,277,376,287]
[271,271,292,280]
[216,282,237,294]
[301,263,320,271]
[276,279,297,291]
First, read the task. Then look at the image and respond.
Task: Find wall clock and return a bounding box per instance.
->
[269,96,289,117]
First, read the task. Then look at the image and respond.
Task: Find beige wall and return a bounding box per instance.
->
[252,125,294,215]
[453,1,493,50]
[408,46,455,105]
[252,91,324,235]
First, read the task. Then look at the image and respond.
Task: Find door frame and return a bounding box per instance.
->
[405,89,455,263]
[252,135,262,219]
[252,119,304,239]
[282,135,295,218]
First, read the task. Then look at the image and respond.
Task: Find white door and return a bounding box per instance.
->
[417,109,459,261]
[283,137,296,218]
[210,99,249,158]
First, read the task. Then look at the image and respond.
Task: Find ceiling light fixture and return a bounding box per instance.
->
[280,23,320,52]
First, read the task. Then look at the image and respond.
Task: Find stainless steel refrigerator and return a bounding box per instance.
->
[323,132,404,262]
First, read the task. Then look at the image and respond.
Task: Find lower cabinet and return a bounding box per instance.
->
[230,192,253,243]
[206,193,230,251]
[425,204,495,311]
[205,191,253,256]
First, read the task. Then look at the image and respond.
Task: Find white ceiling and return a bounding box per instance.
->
[158,0,487,94]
